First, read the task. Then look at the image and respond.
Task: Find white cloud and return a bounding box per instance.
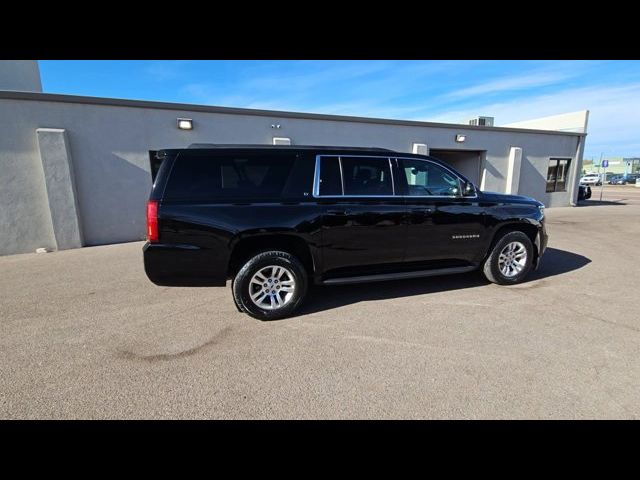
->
[144,60,192,81]
[177,61,639,157]
[444,62,601,99]
[178,61,473,113]
[243,60,393,92]
[423,83,640,157]
[447,71,574,99]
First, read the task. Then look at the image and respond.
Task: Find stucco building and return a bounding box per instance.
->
[0,61,588,256]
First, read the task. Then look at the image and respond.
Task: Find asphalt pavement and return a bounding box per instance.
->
[1,186,639,418]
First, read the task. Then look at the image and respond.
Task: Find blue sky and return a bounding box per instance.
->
[39,60,640,159]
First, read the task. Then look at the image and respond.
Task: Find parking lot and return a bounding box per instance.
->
[583,182,640,204]
[1,185,639,419]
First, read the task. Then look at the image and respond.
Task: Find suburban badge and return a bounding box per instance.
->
[452,234,480,240]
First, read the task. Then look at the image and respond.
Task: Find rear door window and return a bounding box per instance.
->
[340,156,393,196]
[164,153,296,200]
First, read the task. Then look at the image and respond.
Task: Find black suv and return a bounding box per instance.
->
[144,145,548,320]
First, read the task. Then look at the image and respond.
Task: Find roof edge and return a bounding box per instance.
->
[0,90,586,137]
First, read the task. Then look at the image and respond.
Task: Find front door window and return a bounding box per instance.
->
[401,159,461,197]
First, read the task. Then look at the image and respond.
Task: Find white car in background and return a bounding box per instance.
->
[579,174,602,186]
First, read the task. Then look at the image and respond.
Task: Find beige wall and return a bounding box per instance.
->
[502,110,589,134]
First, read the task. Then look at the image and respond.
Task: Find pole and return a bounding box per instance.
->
[599,159,606,202]
[598,152,603,175]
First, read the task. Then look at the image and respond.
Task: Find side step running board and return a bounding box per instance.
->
[321,266,477,285]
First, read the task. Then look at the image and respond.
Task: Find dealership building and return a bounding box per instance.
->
[0,61,589,256]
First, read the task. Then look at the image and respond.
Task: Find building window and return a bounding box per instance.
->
[546,158,571,192]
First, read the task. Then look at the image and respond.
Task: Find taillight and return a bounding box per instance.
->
[146,200,159,242]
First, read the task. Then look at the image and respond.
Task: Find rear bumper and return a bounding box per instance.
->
[143,242,227,287]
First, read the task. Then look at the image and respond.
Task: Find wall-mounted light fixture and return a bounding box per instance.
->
[455,134,466,143]
[412,143,429,155]
[271,124,282,129]
[273,137,291,145]
[177,118,193,130]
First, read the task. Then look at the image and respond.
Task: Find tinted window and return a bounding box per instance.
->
[319,157,342,195]
[401,159,461,196]
[149,150,162,183]
[341,156,393,196]
[165,154,295,200]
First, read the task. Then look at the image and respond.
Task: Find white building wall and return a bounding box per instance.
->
[0,61,43,92]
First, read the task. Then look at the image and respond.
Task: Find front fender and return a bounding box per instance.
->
[482,203,546,265]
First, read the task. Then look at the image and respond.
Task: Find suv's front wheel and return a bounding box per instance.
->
[482,231,534,285]
[232,251,308,320]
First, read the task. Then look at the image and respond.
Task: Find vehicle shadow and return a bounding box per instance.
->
[527,247,591,281]
[577,200,626,207]
[296,247,591,317]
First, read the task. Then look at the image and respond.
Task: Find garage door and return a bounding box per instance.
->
[429,149,483,185]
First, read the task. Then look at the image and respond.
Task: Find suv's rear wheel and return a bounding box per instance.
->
[482,231,534,285]
[232,251,308,320]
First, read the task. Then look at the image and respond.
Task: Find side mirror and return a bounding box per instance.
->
[463,181,476,196]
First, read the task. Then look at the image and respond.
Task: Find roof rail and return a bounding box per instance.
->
[187,143,396,152]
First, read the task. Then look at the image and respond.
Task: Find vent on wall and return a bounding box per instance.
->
[273,137,291,146]
[412,143,428,155]
[469,116,494,127]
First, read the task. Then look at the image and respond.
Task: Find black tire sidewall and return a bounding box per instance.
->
[486,231,534,285]
[233,251,307,320]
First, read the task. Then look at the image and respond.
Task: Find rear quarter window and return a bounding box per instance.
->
[164,153,298,200]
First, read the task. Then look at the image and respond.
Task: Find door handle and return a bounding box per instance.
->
[327,209,352,215]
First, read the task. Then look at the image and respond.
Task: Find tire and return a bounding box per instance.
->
[482,231,534,285]
[232,250,308,320]
[230,277,246,313]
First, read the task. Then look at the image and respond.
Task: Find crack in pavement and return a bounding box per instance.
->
[117,326,234,362]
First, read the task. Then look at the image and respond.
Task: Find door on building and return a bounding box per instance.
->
[429,149,484,186]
